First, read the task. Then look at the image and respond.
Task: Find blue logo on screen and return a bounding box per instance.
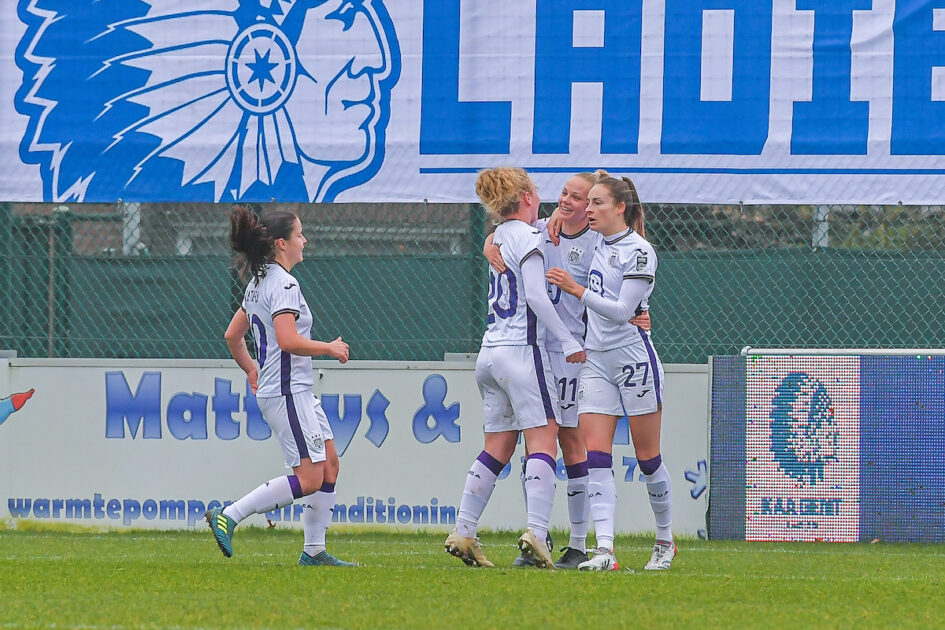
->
[770,372,838,485]
[15,0,400,202]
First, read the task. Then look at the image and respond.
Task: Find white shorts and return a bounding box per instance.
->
[256,390,333,468]
[549,350,581,429]
[577,339,664,418]
[476,345,560,433]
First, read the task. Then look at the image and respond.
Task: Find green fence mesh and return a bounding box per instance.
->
[1,201,942,364]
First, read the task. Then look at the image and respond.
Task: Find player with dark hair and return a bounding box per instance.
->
[205,206,354,567]
[547,172,676,571]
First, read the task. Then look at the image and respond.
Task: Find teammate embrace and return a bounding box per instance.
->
[447,168,676,572]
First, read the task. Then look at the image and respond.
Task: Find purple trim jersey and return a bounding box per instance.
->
[481,219,546,348]
[534,218,596,352]
[242,263,315,398]
[584,228,658,352]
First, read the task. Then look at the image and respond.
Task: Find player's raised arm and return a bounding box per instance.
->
[273,314,349,363]
[483,232,506,273]
[521,254,584,362]
[547,268,650,324]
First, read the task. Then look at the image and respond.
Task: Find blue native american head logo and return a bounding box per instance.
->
[15,0,400,202]
[769,372,839,486]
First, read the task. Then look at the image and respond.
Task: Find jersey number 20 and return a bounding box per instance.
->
[487,269,518,324]
[250,314,268,368]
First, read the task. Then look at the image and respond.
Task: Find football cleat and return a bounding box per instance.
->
[513,530,553,567]
[554,546,590,569]
[512,552,539,567]
[644,540,677,571]
[299,550,358,567]
[444,529,494,568]
[578,548,619,571]
[205,507,237,558]
[517,529,555,569]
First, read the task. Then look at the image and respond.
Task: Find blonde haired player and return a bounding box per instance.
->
[547,172,676,571]
[445,167,586,569]
[206,207,355,567]
[485,172,651,569]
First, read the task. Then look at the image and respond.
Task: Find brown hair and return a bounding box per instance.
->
[229,206,299,283]
[592,170,645,238]
[475,167,534,221]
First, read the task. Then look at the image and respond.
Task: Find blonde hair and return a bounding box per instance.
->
[574,171,600,186]
[475,167,534,221]
[591,170,646,238]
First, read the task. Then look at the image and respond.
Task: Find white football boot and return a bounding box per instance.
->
[643,540,677,571]
[578,547,619,571]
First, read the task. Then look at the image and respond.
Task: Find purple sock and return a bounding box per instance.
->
[566,461,589,479]
[476,450,505,476]
[638,454,662,476]
[587,450,613,470]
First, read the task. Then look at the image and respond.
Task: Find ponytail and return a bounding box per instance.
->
[229,206,298,283]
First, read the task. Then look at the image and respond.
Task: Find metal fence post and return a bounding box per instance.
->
[468,202,487,355]
[812,205,830,249]
[121,200,142,255]
[0,203,10,351]
[47,206,72,357]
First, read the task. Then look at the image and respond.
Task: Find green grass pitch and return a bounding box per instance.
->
[2,523,943,629]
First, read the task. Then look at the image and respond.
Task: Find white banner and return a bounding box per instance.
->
[2,1,945,204]
[0,358,709,537]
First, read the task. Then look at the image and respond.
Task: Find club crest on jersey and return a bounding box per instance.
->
[568,246,583,263]
[15,0,401,203]
[608,251,620,267]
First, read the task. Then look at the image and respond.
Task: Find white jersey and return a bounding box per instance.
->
[481,220,547,347]
[242,263,315,398]
[584,228,658,351]
[534,218,596,352]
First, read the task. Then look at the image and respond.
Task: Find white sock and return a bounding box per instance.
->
[223,475,298,523]
[566,474,590,552]
[519,460,528,517]
[302,485,336,556]
[456,457,500,538]
[645,463,673,542]
[588,467,616,551]
[524,455,556,540]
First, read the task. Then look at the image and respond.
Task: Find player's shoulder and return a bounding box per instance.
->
[260,264,299,294]
[567,223,600,247]
[502,218,541,237]
[615,230,654,253]
[498,219,542,251]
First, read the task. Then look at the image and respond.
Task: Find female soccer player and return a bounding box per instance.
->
[205,207,355,567]
[547,173,676,571]
[485,173,651,569]
[444,167,586,569]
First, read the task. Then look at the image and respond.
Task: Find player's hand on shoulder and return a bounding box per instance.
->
[565,350,586,364]
[330,336,350,364]
[484,241,506,273]
[546,208,563,246]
